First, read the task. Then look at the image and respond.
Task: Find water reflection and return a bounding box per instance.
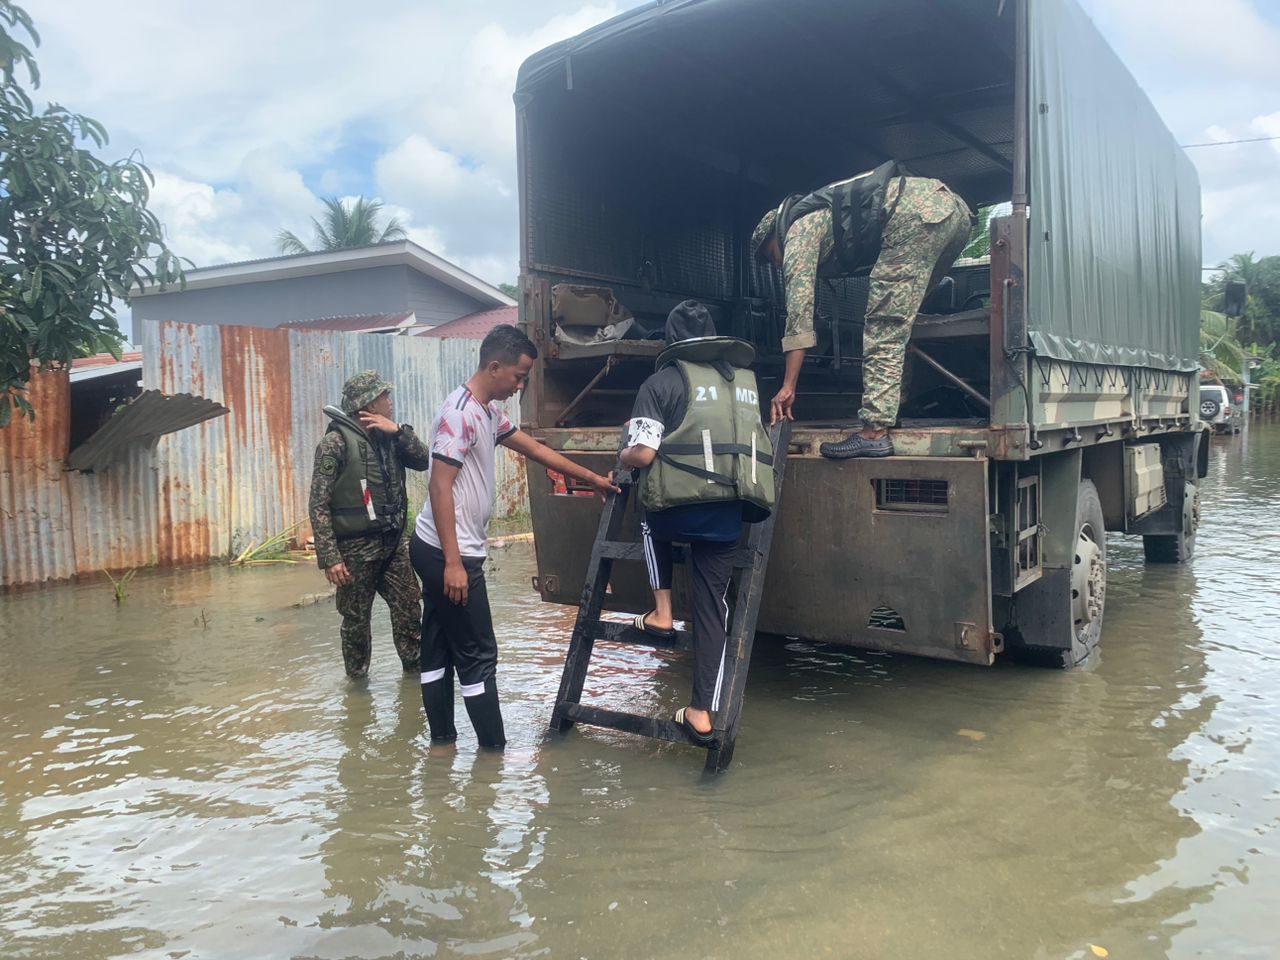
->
[0,426,1277,959]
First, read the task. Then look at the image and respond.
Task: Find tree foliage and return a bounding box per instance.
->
[1199,309,1245,384]
[276,197,407,254]
[0,0,185,425]
[1245,345,1280,413]
[1202,251,1280,349]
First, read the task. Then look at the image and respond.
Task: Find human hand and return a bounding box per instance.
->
[444,560,469,606]
[325,562,351,586]
[770,385,796,425]
[358,411,399,434]
[591,471,622,502]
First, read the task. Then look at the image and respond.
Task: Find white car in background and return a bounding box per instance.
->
[1199,384,1242,434]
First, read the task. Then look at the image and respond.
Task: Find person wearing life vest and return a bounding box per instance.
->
[619,301,775,744]
[750,160,973,458]
[308,370,431,679]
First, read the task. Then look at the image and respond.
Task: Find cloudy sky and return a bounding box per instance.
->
[23,0,1280,292]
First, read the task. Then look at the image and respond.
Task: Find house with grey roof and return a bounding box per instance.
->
[130,241,514,341]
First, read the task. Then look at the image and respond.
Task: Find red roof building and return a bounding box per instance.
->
[414,306,517,340]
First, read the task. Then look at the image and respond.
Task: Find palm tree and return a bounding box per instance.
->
[1218,251,1263,288]
[1208,251,1266,342]
[276,197,407,255]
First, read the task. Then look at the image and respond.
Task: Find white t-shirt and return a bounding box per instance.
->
[415,385,517,558]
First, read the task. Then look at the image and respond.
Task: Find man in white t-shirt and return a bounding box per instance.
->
[409,324,618,748]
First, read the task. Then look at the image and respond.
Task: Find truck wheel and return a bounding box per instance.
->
[1007,480,1107,668]
[1142,482,1198,563]
[1067,480,1107,663]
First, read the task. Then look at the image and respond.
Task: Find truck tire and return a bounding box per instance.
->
[1199,397,1221,420]
[1142,482,1198,563]
[1007,480,1107,669]
[1066,480,1107,664]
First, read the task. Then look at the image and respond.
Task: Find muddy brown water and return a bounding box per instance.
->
[2,426,1278,960]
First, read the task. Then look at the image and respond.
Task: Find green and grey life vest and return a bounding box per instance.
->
[323,405,406,540]
[639,339,776,521]
[776,160,906,276]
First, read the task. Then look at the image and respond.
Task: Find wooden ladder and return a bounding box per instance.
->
[549,421,791,773]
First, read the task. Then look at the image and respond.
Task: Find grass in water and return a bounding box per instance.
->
[231,521,303,566]
[104,568,136,604]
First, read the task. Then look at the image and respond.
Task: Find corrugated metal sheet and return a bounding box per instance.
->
[147,322,232,566]
[288,329,348,548]
[414,306,518,339]
[218,325,296,555]
[281,312,414,332]
[66,390,228,473]
[1,320,530,588]
[66,442,163,574]
[0,369,77,585]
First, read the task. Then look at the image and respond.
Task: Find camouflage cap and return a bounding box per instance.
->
[750,206,779,262]
[341,370,393,413]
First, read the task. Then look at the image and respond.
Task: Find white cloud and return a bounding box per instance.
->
[23,0,623,283]
[374,135,515,269]
[148,174,252,265]
[1079,0,1280,263]
[22,0,1279,283]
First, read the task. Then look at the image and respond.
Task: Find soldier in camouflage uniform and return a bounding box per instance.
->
[309,371,431,678]
[751,164,972,457]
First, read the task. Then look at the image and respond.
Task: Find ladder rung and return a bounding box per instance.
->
[589,620,693,650]
[559,702,716,747]
[599,542,646,562]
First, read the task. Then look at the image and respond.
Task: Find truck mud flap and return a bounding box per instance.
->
[758,456,998,665]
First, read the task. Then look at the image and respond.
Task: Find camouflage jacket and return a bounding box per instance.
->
[308,425,430,568]
[781,177,960,352]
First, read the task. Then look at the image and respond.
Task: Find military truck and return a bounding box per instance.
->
[513,0,1208,668]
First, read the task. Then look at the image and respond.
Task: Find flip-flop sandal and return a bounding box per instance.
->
[633,611,675,639]
[673,707,716,746]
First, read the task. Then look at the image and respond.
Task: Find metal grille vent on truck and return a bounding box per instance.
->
[874,478,950,512]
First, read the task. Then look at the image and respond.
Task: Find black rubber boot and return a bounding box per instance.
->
[463,677,507,749]
[819,431,894,459]
[421,671,458,743]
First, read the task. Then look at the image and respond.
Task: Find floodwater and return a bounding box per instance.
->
[2,428,1278,960]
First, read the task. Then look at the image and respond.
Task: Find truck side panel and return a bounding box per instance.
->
[529,453,998,665]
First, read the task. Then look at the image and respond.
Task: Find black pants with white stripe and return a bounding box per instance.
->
[641,521,738,712]
[409,535,505,747]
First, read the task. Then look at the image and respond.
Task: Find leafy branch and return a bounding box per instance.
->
[0,0,188,425]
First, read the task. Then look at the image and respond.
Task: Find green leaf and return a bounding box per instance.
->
[27,264,41,305]
[0,0,184,418]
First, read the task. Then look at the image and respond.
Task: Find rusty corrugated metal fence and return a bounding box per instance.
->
[0,321,526,587]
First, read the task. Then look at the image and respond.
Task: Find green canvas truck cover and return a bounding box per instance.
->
[516,0,1200,373]
[1027,0,1201,372]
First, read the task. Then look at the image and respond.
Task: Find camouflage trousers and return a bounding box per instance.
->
[334,534,421,678]
[859,181,973,429]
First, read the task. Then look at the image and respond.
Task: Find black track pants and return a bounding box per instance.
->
[410,535,506,748]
